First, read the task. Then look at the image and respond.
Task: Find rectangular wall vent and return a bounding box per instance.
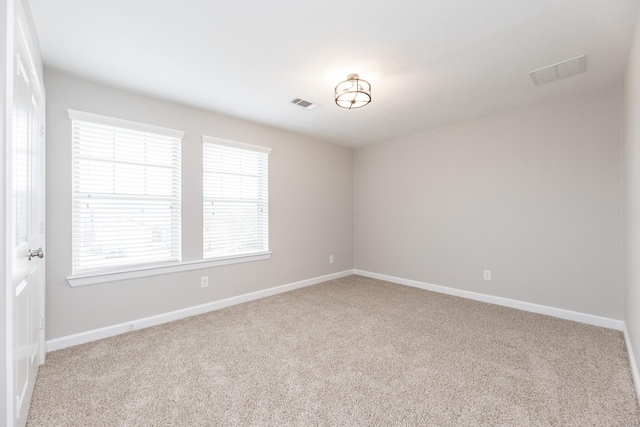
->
[530,55,586,86]
[291,98,318,110]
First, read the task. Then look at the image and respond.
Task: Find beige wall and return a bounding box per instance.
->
[623,5,640,387]
[46,70,627,340]
[354,87,623,319]
[45,70,353,340]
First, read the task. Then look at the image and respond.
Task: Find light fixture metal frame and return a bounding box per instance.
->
[335,74,372,109]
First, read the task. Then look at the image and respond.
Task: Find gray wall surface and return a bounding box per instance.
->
[46,70,628,341]
[623,5,640,389]
[45,70,354,340]
[354,87,623,319]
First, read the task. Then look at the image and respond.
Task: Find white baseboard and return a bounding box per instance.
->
[354,269,624,331]
[48,266,639,402]
[46,269,354,352]
[623,324,640,401]
[48,268,627,352]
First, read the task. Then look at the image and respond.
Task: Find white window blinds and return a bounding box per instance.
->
[69,110,183,276]
[202,136,270,259]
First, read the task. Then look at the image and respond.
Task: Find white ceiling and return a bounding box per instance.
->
[29,0,640,148]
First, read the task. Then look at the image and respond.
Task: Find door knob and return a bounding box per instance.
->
[28,248,44,260]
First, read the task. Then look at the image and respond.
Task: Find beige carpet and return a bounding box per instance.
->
[28,275,640,426]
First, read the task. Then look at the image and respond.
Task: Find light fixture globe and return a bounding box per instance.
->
[335,74,371,109]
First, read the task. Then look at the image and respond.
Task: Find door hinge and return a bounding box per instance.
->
[39,316,44,330]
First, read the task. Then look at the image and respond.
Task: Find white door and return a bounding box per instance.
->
[11,6,46,426]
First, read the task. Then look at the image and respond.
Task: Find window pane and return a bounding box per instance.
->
[202,137,269,259]
[70,111,182,276]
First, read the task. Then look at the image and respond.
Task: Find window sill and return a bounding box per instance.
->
[67,252,272,287]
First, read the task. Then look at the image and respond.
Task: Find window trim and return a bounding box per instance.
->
[68,110,185,139]
[201,135,272,155]
[67,251,272,287]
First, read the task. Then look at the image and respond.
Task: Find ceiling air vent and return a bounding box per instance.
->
[530,55,586,86]
[291,98,319,110]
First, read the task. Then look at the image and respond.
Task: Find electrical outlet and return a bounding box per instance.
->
[483,270,492,281]
[200,276,209,288]
[329,255,334,264]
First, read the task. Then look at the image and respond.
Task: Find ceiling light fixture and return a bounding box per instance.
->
[334,74,371,109]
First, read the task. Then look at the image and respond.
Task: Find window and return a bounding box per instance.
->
[202,136,270,259]
[69,110,183,276]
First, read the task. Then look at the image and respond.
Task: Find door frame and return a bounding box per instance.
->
[3,0,17,424]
